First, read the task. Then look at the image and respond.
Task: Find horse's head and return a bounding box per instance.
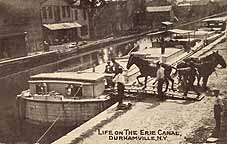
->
[213,51,226,68]
[127,54,135,69]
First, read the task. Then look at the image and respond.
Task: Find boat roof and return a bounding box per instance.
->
[146,5,172,12]
[168,29,193,34]
[172,38,197,42]
[203,16,227,22]
[30,72,105,83]
[162,21,173,25]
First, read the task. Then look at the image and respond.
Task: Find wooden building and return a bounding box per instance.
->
[41,0,90,45]
[145,5,175,29]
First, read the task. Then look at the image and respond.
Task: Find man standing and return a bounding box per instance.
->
[104,61,113,88]
[43,40,49,52]
[214,90,224,137]
[160,37,165,54]
[104,61,113,74]
[182,62,200,97]
[113,68,125,108]
[111,58,122,79]
[153,62,165,100]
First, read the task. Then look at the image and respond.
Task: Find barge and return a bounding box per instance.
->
[16,72,117,126]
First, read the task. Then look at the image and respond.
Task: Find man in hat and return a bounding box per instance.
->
[113,68,125,107]
[213,90,224,137]
[111,58,122,79]
[153,61,165,100]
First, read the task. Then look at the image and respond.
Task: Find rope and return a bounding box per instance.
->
[73,85,83,98]
[35,84,83,143]
[35,110,61,144]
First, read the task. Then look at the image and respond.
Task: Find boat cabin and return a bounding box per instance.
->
[201,17,227,32]
[29,72,105,99]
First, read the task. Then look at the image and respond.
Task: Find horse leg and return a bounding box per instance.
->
[164,78,169,92]
[178,73,182,84]
[182,75,188,91]
[190,76,200,96]
[168,76,175,91]
[191,84,200,96]
[183,78,188,96]
[142,76,147,90]
[197,75,201,87]
[202,76,209,90]
[136,75,144,86]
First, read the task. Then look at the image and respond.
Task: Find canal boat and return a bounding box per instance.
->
[200,16,227,32]
[16,72,117,126]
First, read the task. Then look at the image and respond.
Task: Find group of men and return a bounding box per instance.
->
[104,58,168,107]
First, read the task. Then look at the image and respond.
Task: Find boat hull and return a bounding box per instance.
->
[16,96,117,127]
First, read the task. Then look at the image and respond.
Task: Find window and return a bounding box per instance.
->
[48,6,53,19]
[67,6,71,17]
[81,25,88,36]
[42,7,47,19]
[65,84,82,97]
[62,6,66,18]
[74,10,78,20]
[54,6,61,22]
[83,9,87,20]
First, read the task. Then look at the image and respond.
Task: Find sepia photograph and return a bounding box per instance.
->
[0,0,227,143]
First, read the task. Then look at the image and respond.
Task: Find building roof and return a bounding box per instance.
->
[146,5,172,12]
[177,3,192,7]
[203,16,227,22]
[191,0,210,5]
[30,72,105,83]
[43,22,82,30]
[177,0,211,6]
[162,21,173,25]
[168,29,193,34]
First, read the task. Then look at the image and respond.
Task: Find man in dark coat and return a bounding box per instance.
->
[214,90,223,137]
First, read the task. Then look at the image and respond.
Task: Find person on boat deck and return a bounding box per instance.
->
[65,84,75,97]
[104,61,114,88]
[111,58,123,79]
[38,83,48,95]
[214,90,224,137]
[104,61,113,73]
[153,61,165,100]
[113,68,125,107]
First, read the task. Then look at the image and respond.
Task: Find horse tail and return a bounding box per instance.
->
[171,66,178,77]
[172,68,178,78]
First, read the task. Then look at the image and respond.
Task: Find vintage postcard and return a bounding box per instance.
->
[0,0,227,144]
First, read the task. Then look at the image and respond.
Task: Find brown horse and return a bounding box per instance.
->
[126,54,175,91]
[177,51,226,90]
[194,51,226,89]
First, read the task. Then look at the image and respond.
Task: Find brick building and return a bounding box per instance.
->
[41,0,90,45]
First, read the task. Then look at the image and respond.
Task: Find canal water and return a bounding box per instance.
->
[0,37,152,143]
